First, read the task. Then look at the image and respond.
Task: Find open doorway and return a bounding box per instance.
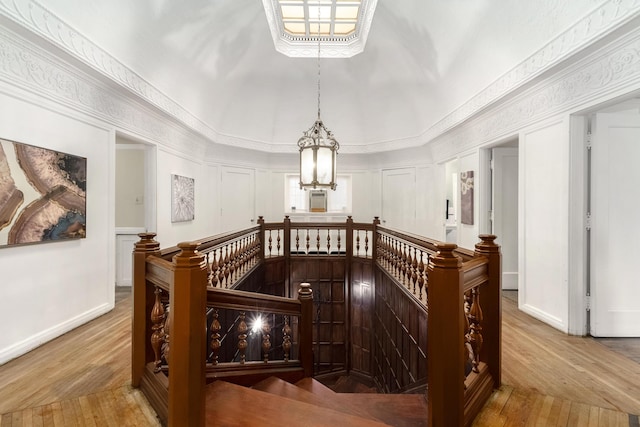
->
[488,140,519,291]
[114,134,156,286]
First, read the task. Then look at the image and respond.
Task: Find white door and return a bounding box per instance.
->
[590,113,640,337]
[492,147,519,290]
[381,168,415,232]
[221,167,255,232]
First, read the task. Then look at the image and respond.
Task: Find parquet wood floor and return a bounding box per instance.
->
[0,288,638,426]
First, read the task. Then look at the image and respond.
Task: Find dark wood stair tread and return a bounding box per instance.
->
[253,376,385,422]
[205,380,391,427]
[294,377,337,398]
[339,393,429,427]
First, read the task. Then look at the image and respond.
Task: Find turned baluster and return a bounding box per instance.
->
[417,250,425,301]
[393,240,400,276]
[229,242,238,285]
[381,235,388,266]
[218,247,227,288]
[224,246,231,287]
[402,243,409,286]
[283,316,292,362]
[162,305,171,365]
[268,230,273,256]
[210,249,219,288]
[210,309,221,365]
[326,229,331,254]
[356,230,361,256]
[336,229,341,253]
[277,229,281,255]
[468,288,484,373]
[150,287,166,372]
[306,229,310,253]
[365,232,369,257]
[205,253,213,285]
[262,319,272,363]
[238,312,248,364]
[316,228,321,253]
[411,247,418,294]
[238,238,246,274]
[295,229,300,252]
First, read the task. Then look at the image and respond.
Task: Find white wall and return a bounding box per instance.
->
[519,118,570,332]
[156,147,217,248]
[0,89,114,364]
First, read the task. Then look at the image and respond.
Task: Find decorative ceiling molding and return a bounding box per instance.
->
[419,0,640,152]
[0,25,208,158]
[0,0,639,155]
[430,28,640,163]
[261,0,378,58]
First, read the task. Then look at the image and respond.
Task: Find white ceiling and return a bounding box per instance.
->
[20,0,620,152]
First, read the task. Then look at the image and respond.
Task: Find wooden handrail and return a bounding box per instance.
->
[206,287,301,314]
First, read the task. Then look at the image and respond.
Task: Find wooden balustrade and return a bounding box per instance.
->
[132,218,500,427]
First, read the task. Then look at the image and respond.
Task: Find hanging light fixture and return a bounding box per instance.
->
[298,0,339,190]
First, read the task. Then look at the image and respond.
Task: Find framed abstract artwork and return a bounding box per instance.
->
[460,170,474,225]
[171,174,195,222]
[0,138,87,248]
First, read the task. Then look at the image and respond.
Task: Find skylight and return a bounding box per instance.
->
[262,0,378,58]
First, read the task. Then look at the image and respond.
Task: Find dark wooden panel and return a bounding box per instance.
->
[372,268,427,393]
[290,257,347,375]
[350,259,375,376]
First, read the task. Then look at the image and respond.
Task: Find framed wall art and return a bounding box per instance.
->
[460,170,474,225]
[171,174,195,222]
[0,138,87,248]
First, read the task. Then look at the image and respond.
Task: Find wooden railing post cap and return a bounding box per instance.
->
[298,282,313,300]
[476,234,500,253]
[373,217,380,225]
[431,242,461,269]
[173,241,205,268]
[134,232,160,253]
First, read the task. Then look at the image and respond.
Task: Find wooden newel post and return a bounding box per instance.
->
[474,234,502,387]
[168,242,208,427]
[427,243,464,427]
[132,233,161,388]
[298,282,314,377]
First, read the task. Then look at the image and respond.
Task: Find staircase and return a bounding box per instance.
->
[204,377,429,426]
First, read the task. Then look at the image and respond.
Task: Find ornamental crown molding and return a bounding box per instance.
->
[430,28,640,162]
[0,0,639,155]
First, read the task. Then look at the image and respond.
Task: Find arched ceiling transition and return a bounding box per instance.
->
[16,0,636,153]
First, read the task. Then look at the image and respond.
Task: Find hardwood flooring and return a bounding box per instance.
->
[0,287,638,426]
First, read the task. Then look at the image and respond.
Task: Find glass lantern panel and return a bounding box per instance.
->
[316,146,333,185]
[300,148,315,184]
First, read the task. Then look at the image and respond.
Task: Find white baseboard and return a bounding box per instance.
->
[521,303,567,333]
[0,303,113,365]
[502,272,518,290]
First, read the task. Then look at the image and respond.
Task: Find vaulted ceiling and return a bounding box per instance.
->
[16,0,627,153]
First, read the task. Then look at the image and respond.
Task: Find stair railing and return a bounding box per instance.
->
[132,234,313,426]
[132,218,501,427]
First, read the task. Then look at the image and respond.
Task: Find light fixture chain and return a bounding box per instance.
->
[317,0,321,120]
